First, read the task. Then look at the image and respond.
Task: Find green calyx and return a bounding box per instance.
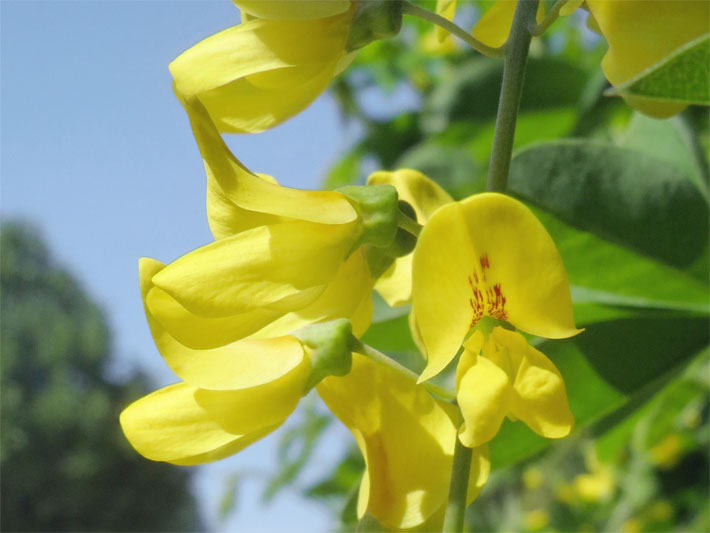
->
[293,319,354,392]
[346,0,403,52]
[338,184,399,249]
[362,201,419,278]
[471,316,514,339]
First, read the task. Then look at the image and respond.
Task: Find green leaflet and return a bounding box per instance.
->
[509,139,709,273]
[607,34,710,105]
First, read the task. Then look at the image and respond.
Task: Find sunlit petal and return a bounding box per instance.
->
[457,343,513,448]
[318,354,489,530]
[412,202,477,381]
[180,95,358,232]
[170,14,351,133]
[232,0,350,20]
[120,359,309,465]
[492,328,574,439]
[152,220,357,317]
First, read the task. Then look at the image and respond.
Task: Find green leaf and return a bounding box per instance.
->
[608,34,710,105]
[510,139,710,271]
[534,208,709,314]
[621,113,709,200]
[421,56,588,134]
[469,107,577,163]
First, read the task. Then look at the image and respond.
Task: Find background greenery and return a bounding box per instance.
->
[224,2,709,532]
[0,222,201,531]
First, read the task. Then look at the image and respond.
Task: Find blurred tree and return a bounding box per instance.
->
[0,221,201,532]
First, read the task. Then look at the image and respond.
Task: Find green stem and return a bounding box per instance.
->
[398,211,423,236]
[353,341,457,402]
[486,0,539,193]
[442,411,473,533]
[532,0,566,36]
[401,1,505,58]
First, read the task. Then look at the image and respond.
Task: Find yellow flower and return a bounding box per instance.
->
[456,327,573,447]
[367,169,453,307]
[524,509,549,531]
[649,433,682,469]
[147,96,414,352]
[140,255,370,388]
[586,0,709,118]
[573,450,615,502]
[170,7,355,133]
[120,259,357,464]
[119,358,311,465]
[411,193,578,446]
[412,193,580,383]
[317,353,490,530]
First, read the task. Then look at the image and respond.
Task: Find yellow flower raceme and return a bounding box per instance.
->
[412,192,580,383]
[317,353,490,530]
[170,9,354,133]
[456,326,573,448]
[367,169,453,307]
[585,0,710,118]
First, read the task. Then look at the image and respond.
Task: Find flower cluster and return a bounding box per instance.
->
[110,1,659,529]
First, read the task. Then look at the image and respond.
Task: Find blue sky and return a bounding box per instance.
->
[1,1,370,530]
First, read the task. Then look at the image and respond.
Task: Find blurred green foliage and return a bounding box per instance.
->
[0,222,201,532]
[220,3,709,531]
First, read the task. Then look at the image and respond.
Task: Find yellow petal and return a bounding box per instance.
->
[120,360,309,465]
[412,202,478,381]
[435,0,458,41]
[253,248,374,339]
[146,286,282,349]
[180,95,358,229]
[170,14,351,133]
[369,169,453,307]
[231,0,350,20]
[139,258,308,390]
[473,0,545,48]
[206,176,283,240]
[408,309,427,358]
[491,328,574,439]
[414,193,579,381]
[318,354,489,529]
[373,255,413,308]
[368,168,453,223]
[586,0,709,118]
[457,344,513,448]
[152,220,357,317]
